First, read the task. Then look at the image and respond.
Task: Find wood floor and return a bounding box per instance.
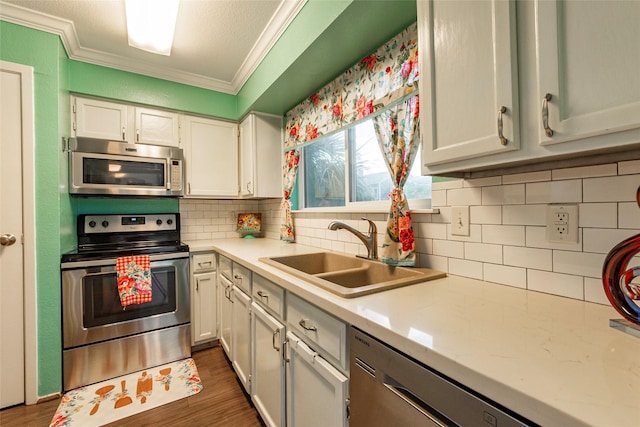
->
[0,346,264,427]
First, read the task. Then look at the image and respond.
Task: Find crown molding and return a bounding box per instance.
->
[0,0,307,94]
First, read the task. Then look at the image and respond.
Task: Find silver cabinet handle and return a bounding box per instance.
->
[272,329,280,352]
[122,126,126,141]
[197,261,212,268]
[246,181,252,192]
[136,129,140,142]
[1,234,17,246]
[257,290,269,301]
[497,106,508,145]
[298,319,317,332]
[542,93,554,137]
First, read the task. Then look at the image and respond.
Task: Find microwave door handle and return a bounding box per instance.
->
[166,160,171,190]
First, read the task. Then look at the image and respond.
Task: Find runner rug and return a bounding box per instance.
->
[50,358,202,426]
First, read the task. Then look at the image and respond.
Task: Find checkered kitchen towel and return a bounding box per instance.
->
[116,255,152,307]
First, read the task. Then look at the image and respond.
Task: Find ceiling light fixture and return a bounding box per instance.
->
[125,0,180,56]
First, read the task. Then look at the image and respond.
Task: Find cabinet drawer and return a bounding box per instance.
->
[233,263,252,294]
[192,253,216,273]
[286,293,347,371]
[219,255,232,280]
[252,274,284,319]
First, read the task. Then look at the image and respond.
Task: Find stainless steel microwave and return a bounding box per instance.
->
[68,137,184,197]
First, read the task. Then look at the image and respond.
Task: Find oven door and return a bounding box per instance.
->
[62,253,189,349]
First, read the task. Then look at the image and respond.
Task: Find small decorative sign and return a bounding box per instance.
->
[236,213,262,239]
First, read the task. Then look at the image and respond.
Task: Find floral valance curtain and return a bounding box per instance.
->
[280,22,419,242]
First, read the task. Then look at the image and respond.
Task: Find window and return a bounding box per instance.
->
[300,119,431,210]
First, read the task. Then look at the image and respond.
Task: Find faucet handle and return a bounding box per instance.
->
[361,217,377,233]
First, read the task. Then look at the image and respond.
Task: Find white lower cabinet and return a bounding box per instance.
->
[251,302,285,427]
[218,273,233,357]
[231,285,252,393]
[285,331,349,427]
[191,253,217,345]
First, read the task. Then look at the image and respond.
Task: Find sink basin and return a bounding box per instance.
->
[260,252,446,298]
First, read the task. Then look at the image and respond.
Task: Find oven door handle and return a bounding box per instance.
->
[61,251,189,269]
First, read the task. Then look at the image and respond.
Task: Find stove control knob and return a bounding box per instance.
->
[101,221,109,228]
[88,220,96,228]
[167,219,173,225]
[156,219,163,226]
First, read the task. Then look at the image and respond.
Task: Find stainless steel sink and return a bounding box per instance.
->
[260,252,446,298]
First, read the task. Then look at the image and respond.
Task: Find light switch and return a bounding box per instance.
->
[451,206,470,236]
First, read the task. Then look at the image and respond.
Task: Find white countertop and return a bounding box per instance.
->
[188,238,640,427]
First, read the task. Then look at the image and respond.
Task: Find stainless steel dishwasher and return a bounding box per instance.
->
[349,327,537,427]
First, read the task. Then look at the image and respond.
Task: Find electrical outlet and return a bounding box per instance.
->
[451,206,470,236]
[546,204,579,243]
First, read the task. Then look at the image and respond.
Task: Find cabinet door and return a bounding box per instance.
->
[286,331,348,427]
[73,97,128,141]
[192,271,217,344]
[239,113,283,198]
[251,302,285,427]
[419,0,519,167]
[219,274,233,357]
[231,286,252,393]
[135,107,180,147]
[535,0,640,146]
[182,115,239,197]
[239,115,254,196]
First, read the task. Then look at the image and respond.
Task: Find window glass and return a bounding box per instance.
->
[300,118,431,209]
[303,132,345,208]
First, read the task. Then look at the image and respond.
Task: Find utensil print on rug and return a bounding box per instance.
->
[157,367,172,391]
[89,384,115,416]
[114,380,133,409]
[136,371,153,404]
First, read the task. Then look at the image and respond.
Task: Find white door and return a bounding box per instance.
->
[238,115,254,196]
[286,332,348,427]
[135,107,180,147]
[192,271,217,344]
[535,0,640,146]
[231,286,251,393]
[73,96,128,141]
[419,0,519,167]
[251,302,285,427]
[0,62,31,408]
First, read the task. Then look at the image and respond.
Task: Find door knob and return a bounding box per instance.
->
[1,234,17,246]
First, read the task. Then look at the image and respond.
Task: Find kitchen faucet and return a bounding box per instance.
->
[328,217,378,260]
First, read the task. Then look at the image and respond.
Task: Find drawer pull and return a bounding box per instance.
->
[198,261,212,267]
[257,290,269,302]
[497,106,507,145]
[542,93,554,137]
[298,319,317,332]
[272,329,280,352]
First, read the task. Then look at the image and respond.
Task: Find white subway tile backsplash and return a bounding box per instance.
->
[483,263,527,289]
[618,159,640,175]
[552,164,617,180]
[482,224,525,246]
[553,250,605,278]
[464,242,502,263]
[583,228,640,254]
[526,180,582,204]
[503,204,546,226]
[449,258,483,280]
[447,187,482,206]
[503,246,552,271]
[433,239,464,258]
[482,184,525,205]
[471,205,501,224]
[583,175,640,202]
[579,203,617,228]
[619,202,640,229]
[181,167,639,307]
[503,170,550,184]
[584,278,609,305]
[527,270,584,299]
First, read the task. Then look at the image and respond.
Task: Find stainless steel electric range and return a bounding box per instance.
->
[60,213,190,391]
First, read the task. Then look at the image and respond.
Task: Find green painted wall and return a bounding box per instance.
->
[1,21,64,396]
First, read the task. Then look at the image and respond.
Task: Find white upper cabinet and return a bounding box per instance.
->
[134,107,180,147]
[239,112,283,198]
[535,0,640,146]
[72,96,128,141]
[182,115,239,197]
[419,0,520,167]
[72,96,180,147]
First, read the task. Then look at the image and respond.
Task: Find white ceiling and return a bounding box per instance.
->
[0,0,306,94]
